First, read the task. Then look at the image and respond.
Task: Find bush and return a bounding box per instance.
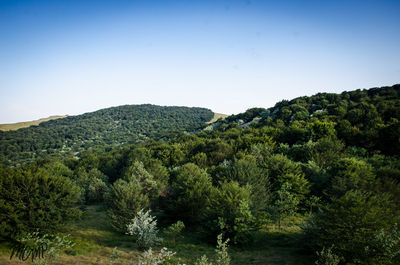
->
[137,247,175,265]
[305,190,400,264]
[10,231,74,263]
[165,221,185,245]
[126,209,161,249]
[0,166,80,239]
[315,245,341,265]
[194,233,231,265]
[195,255,213,265]
[74,168,109,203]
[215,233,231,265]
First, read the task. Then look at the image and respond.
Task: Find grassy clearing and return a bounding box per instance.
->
[0,116,67,131]
[0,205,314,264]
[206,113,228,124]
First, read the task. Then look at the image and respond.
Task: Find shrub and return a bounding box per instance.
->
[195,255,213,265]
[315,245,341,265]
[0,166,80,239]
[305,190,400,264]
[194,233,231,265]
[74,168,109,204]
[366,223,400,265]
[138,247,175,265]
[126,209,161,249]
[272,182,299,231]
[10,231,74,263]
[215,233,231,265]
[165,221,185,245]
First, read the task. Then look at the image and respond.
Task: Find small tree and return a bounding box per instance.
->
[107,179,149,233]
[126,209,161,249]
[165,221,185,246]
[329,157,375,198]
[74,167,109,204]
[273,182,299,231]
[207,181,255,244]
[215,233,231,265]
[194,232,231,265]
[169,163,213,224]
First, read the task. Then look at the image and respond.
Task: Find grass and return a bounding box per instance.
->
[0,115,67,131]
[0,205,315,264]
[206,113,228,125]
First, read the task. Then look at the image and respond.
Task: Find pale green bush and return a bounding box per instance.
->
[126,209,162,249]
[195,255,213,265]
[138,247,175,265]
[12,231,74,264]
[215,233,230,265]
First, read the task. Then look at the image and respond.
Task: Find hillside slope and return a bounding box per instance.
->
[217,84,400,155]
[0,115,68,131]
[0,104,213,166]
[1,85,400,265]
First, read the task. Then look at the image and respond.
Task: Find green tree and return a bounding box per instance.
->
[74,167,109,203]
[207,181,255,244]
[306,190,400,264]
[261,154,309,202]
[309,120,336,141]
[328,157,375,198]
[311,137,344,168]
[168,163,213,224]
[124,161,158,198]
[215,160,271,222]
[0,166,80,239]
[107,179,149,233]
[272,182,299,231]
[192,152,208,168]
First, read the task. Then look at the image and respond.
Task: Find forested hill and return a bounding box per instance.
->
[0,104,213,166]
[214,84,400,156]
[2,85,400,264]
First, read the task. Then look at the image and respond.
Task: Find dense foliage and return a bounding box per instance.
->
[0,164,81,240]
[1,84,400,264]
[0,104,213,167]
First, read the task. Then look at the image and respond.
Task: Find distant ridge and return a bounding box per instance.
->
[0,115,68,131]
[0,104,213,166]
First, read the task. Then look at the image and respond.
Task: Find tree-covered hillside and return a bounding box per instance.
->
[0,104,213,166]
[1,85,400,264]
[222,84,400,155]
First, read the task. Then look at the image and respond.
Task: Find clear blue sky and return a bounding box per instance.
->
[1,0,399,123]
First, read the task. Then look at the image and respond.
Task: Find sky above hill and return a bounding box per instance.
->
[0,0,399,123]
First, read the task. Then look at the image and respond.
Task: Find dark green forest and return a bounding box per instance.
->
[1,85,400,264]
[0,105,213,167]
